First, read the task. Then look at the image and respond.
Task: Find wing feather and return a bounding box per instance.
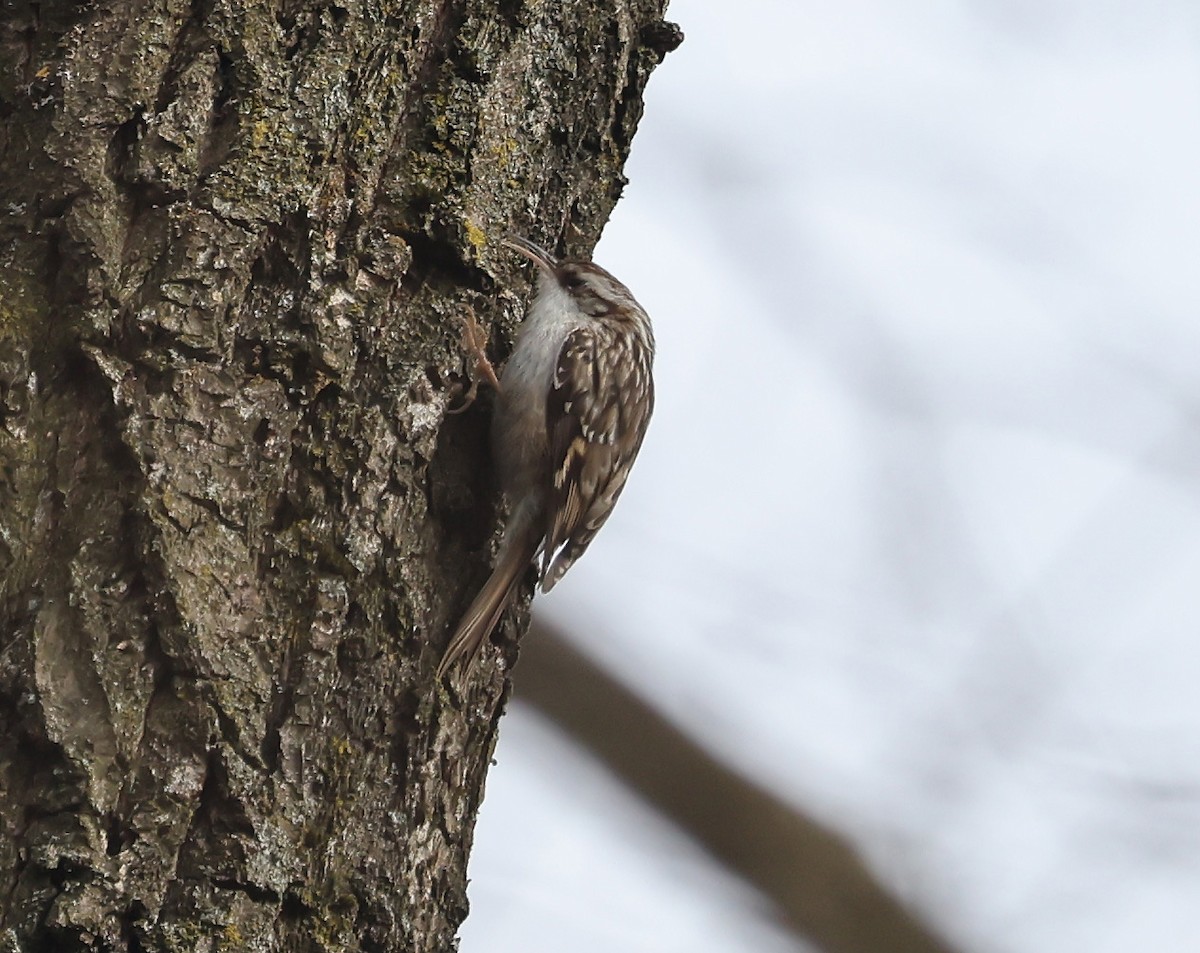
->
[540,323,654,590]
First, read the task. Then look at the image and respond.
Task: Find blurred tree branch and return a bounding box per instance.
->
[516,621,962,953]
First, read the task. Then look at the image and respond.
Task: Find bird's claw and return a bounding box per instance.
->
[447,307,501,414]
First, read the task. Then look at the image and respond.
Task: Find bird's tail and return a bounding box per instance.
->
[436,538,536,678]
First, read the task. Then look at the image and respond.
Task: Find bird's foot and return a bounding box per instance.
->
[447,307,502,414]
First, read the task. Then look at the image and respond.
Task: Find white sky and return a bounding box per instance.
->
[462,3,1200,952]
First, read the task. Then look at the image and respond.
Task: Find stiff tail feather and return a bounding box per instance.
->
[436,542,535,678]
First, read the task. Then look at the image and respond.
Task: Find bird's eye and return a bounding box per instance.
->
[564,273,586,290]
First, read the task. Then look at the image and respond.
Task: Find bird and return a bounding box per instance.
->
[436,235,655,677]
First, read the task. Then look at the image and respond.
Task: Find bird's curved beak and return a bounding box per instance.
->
[502,234,558,273]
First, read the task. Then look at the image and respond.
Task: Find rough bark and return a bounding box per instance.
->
[0,1,676,950]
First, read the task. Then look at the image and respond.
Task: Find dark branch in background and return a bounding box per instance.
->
[515,621,962,953]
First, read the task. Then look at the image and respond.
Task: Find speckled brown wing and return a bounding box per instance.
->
[540,321,655,591]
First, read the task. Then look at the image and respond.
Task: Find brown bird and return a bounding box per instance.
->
[437,236,656,676]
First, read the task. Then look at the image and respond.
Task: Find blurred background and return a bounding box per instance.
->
[461,3,1200,951]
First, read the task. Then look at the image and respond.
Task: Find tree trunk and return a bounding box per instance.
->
[0,1,677,949]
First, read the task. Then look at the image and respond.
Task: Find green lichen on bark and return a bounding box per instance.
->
[1,0,677,949]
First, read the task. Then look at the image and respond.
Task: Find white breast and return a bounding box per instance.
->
[501,278,580,396]
[492,276,581,498]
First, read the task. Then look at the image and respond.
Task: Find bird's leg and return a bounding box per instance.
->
[462,307,502,391]
[447,306,502,414]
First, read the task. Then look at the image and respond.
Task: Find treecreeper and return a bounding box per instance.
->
[437,235,656,676]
